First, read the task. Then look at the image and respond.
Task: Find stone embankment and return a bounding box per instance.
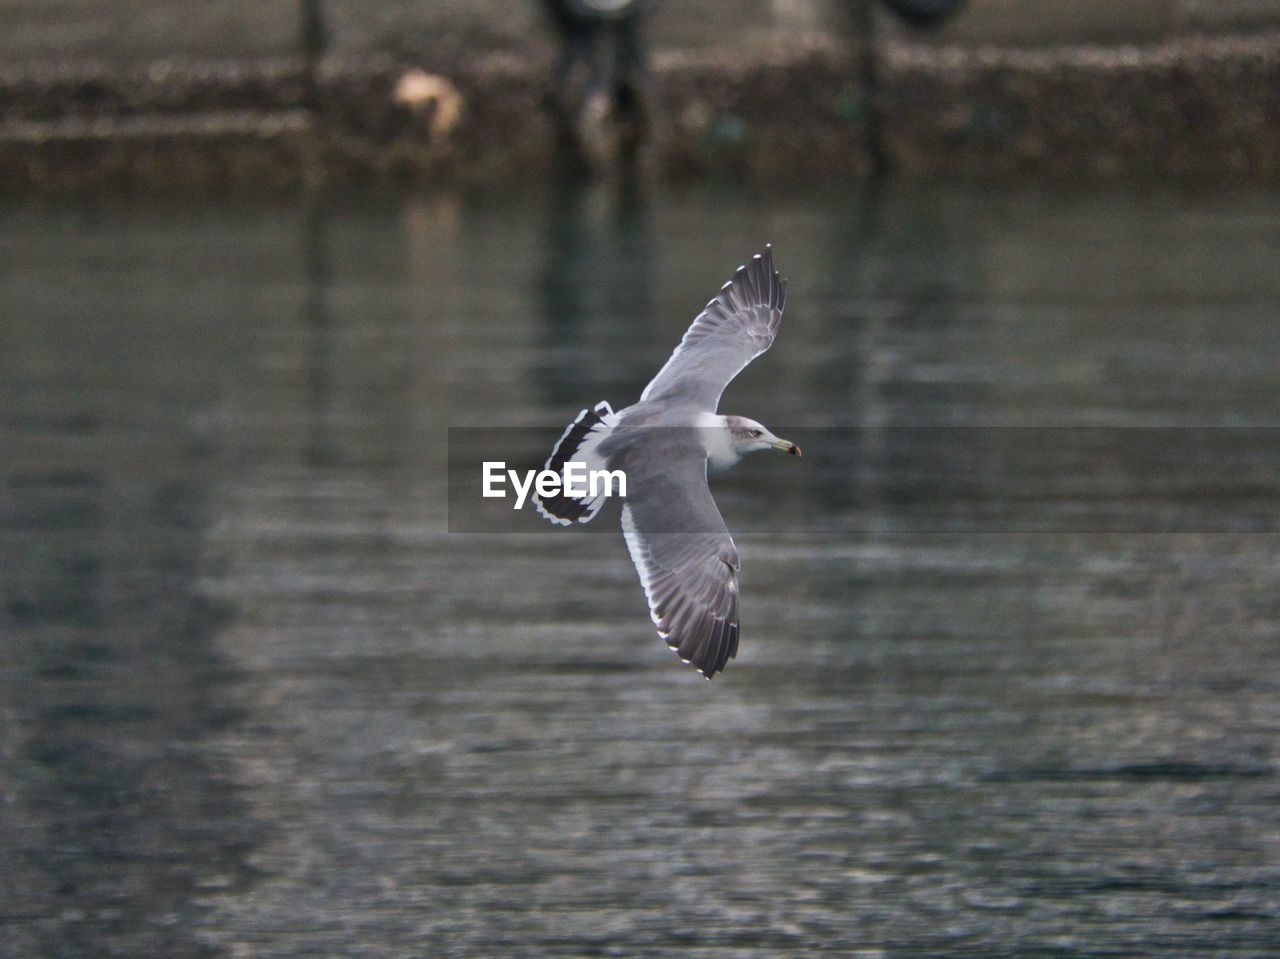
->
[0,31,1275,190]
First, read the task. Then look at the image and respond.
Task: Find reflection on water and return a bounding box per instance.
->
[1,183,1278,958]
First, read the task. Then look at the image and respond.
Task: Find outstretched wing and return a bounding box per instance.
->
[639,245,787,411]
[616,439,741,678]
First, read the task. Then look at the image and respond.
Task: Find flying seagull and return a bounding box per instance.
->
[533,245,800,679]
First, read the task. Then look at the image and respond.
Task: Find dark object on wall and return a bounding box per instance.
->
[539,0,659,168]
[879,0,967,28]
[550,0,659,21]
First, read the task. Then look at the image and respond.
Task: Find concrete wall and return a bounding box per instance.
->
[0,0,1277,67]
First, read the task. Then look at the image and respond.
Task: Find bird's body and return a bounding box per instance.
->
[533,246,798,678]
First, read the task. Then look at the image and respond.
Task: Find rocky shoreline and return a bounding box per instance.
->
[0,31,1275,191]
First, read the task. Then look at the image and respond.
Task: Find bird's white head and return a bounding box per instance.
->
[721,414,801,462]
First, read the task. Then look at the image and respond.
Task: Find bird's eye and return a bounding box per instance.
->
[749,429,761,437]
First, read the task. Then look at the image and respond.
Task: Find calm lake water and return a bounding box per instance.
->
[2,181,1278,958]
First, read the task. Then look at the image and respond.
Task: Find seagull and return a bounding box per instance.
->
[534,245,800,679]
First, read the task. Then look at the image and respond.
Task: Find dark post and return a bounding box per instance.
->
[856,0,888,177]
[852,0,970,176]
[300,0,328,113]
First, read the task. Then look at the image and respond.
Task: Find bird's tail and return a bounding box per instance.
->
[534,401,621,526]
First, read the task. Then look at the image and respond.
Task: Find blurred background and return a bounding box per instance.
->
[2,3,1279,958]
[2,0,1279,61]
[0,0,1278,185]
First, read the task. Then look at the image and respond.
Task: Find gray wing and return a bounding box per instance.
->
[617,441,741,678]
[639,245,786,411]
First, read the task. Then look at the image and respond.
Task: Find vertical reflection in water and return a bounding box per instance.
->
[778,185,996,674]
[806,186,997,532]
[400,191,460,518]
[303,197,337,469]
[194,193,478,948]
[536,167,655,410]
[807,186,881,524]
[0,203,259,956]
